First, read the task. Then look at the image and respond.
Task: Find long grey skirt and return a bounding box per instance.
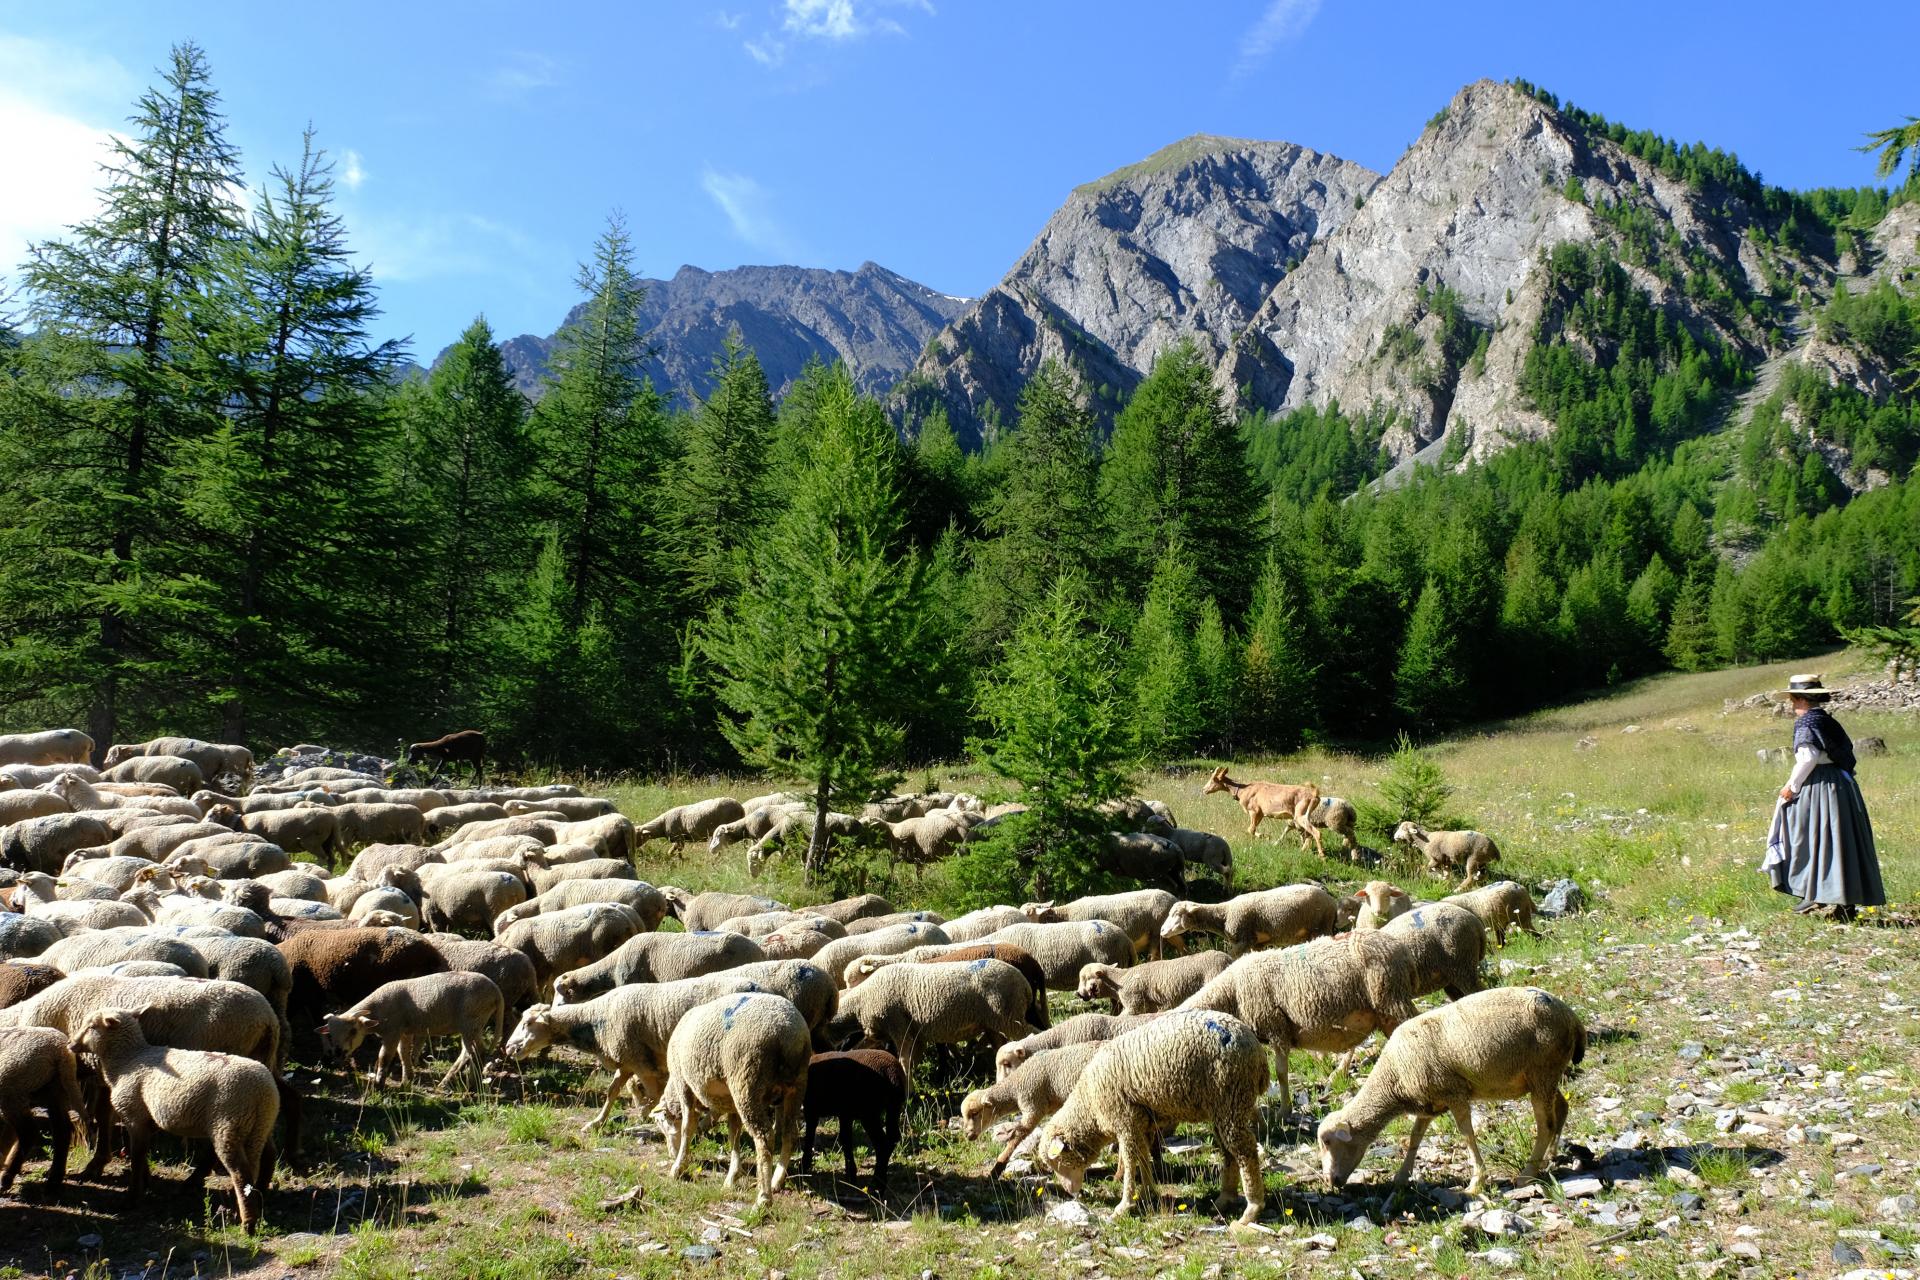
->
[1762,765,1886,908]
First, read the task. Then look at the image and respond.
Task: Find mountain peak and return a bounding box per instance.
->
[1072,133,1276,196]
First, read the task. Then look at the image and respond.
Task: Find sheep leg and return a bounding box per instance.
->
[987,1117,1036,1179]
[665,1105,694,1180]
[1450,1104,1492,1194]
[721,1112,744,1189]
[439,1035,477,1092]
[79,1088,114,1179]
[770,1089,799,1192]
[215,1135,258,1233]
[1271,1045,1291,1121]
[1392,1113,1434,1186]
[750,1125,774,1208]
[583,1070,632,1132]
[124,1120,154,1202]
[1216,1114,1264,1225]
[1112,1111,1155,1219]
[800,1110,819,1175]
[0,1109,33,1191]
[1523,1086,1565,1180]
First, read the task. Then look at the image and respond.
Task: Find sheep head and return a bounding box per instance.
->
[320,1012,378,1058]
[1390,821,1425,847]
[1074,964,1117,1002]
[1159,902,1198,940]
[1019,901,1061,923]
[1317,1114,1368,1189]
[504,1005,558,1059]
[101,745,137,768]
[959,1089,997,1140]
[1035,1124,1096,1196]
[72,1006,147,1057]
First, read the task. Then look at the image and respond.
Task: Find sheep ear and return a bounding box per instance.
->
[1328,1125,1352,1144]
[1041,1136,1065,1161]
[355,1014,379,1029]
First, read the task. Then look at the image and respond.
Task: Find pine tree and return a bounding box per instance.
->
[1624,552,1680,666]
[1239,556,1319,751]
[1126,547,1203,758]
[698,369,932,877]
[165,133,407,742]
[7,43,245,748]
[1663,570,1717,671]
[1191,599,1236,753]
[1394,577,1465,731]
[395,315,534,720]
[1098,341,1262,612]
[658,334,776,609]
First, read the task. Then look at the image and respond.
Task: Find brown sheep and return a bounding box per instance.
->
[277,927,450,1028]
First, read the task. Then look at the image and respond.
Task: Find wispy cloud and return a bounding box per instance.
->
[339,149,368,191]
[485,52,559,98]
[1232,0,1322,80]
[700,166,803,259]
[742,0,929,66]
[349,210,554,286]
[715,10,745,30]
[0,34,132,265]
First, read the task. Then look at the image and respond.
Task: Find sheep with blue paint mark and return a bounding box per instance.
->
[809,922,952,989]
[652,991,811,1209]
[823,956,1034,1083]
[975,919,1135,990]
[552,929,767,1004]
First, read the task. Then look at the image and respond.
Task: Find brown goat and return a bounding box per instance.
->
[1202,766,1324,855]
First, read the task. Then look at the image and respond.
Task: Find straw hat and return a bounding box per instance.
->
[1772,673,1836,698]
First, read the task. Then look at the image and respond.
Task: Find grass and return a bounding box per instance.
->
[4,651,1916,1278]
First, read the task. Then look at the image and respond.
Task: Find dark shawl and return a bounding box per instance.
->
[1792,706,1857,774]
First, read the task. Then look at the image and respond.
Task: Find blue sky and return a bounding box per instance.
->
[4,2,1917,354]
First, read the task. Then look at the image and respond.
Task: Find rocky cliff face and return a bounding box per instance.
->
[463,261,967,406]
[1218,79,1805,466]
[891,136,1380,447]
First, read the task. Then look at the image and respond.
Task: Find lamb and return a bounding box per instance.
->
[977,920,1135,990]
[1036,1008,1269,1225]
[326,802,429,852]
[652,992,811,1209]
[660,888,785,932]
[1,813,112,875]
[1391,822,1501,892]
[1305,796,1361,858]
[1444,881,1541,946]
[104,738,253,788]
[993,1012,1161,1080]
[810,923,951,989]
[1337,880,1414,932]
[873,811,971,866]
[319,971,505,1089]
[1317,986,1585,1194]
[101,754,205,794]
[418,936,539,1015]
[504,959,838,1127]
[1097,831,1186,891]
[961,1040,1103,1177]
[417,865,529,935]
[823,957,1033,1081]
[940,904,1026,942]
[1202,765,1323,852]
[1160,827,1235,883]
[0,1025,86,1189]
[405,730,487,781]
[840,943,1051,1030]
[495,902,647,997]
[278,927,451,1028]
[636,797,746,855]
[1160,884,1339,956]
[72,1007,280,1231]
[798,1049,905,1185]
[1022,890,1176,962]
[1077,951,1232,1016]
[0,730,93,767]
[492,879,668,934]
[553,930,767,1004]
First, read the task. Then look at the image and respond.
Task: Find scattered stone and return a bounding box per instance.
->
[1674,1192,1706,1213]
[1482,1248,1523,1269]
[1430,1186,1467,1209]
[1304,1233,1338,1250]
[1046,1201,1092,1227]
[1622,724,1642,734]
[1879,1194,1920,1221]
[1575,736,1597,751]
[1677,1042,1705,1062]
[1857,737,1889,756]
[1726,1241,1762,1261]
[1464,1209,1533,1238]
[1539,879,1586,918]
[681,1245,720,1263]
[1833,1242,1866,1266]
[1558,1176,1603,1198]
[1831,1131,1864,1148]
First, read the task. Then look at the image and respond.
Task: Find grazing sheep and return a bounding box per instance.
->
[940,904,1026,943]
[1202,765,1323,852]
[104,738,253,788]
[1160,884,1339,956]
[417,865,529,935]
[405,730,487,781]
[823,957,1032,1082]
[637,798,746,855]
[841,942,1051,1030]
[503,796,613,821]
[418,936,539,1016]
[346,885,420,929]
[994,1012,1161,1080]
[504,960,837,1127]
[1391,822,1501,892]
[653,993,810,1209]
[326,803,428,852]
[527,857,633,894]
[2,813,113,875]
[841,909,944,936]
[962,1040,1103,1177]
[0,962,64,1009]
[1077,951,1232,1016]
[242,808,340,863]
[1022,890,1176,962]
[810,923,951,989]
[278,927,450,1028]
[807,893,897,925]
[320,971,505,1089]
[72,1007,279,1231]
[537,814,635,864]
[0,915,63,961]
[496,902,646,997]
[977,920,1135,990]
[1098,831,1187,891]
[1318,986,1585,1194]
[1160,827,1235,883]
[0,730,94,768]
[1444,881,1541,946]
[424,802,509,839]
[706,804,805,854]
[0,1025,85,1189]
[1095,797,1175,834]
[873,811,971,867]
[492,879,668,934]
[553,930,767,1004]
[1305,796,1360,858]
[1036,1008,1269,1224]
[101,755,204,794]
[660,888,785,932]
[744,810,868,875]
[346,843,448,883]
[0,789,72,826]
[38,933,212,980]
[1373,902,1487,1003]
[338,788,448,814]
[798,1049,905,1184]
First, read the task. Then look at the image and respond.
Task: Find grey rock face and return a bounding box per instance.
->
[892,135,1380,447]
[1540,879,1586,918]
[454,261,967,407]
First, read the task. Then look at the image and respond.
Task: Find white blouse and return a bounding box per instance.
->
[1785,745,1830,792]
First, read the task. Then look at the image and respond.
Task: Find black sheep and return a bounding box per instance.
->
[799,1049,906,1185]
[404,729,487,782]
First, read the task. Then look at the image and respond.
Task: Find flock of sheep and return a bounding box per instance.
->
[0,725,1587,1238]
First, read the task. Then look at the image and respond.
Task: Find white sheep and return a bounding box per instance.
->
[1022,890,1176,961]
[1318,986,1585,1194]
[319,971,506,1090]
[1076,951,1232,1016]
[961,1040,1103,1177]
[993,1012,1160,1080]
[1336,880,1413,932]
[1036,1008,1269,1225]
[636,797,746,854]
[824,957,1033,1082]
[552,929,768,1004]
[491,878,668,934]
[652,992,811,1210]
[810,922,952,989]
[659,888,785,932]
[975,919,1135,990]
[0,1025,86,1191]
[0,730,94,767]
[1391,821,1501,892]
[1444,880,1541,946]
[704,803,805,854]
[1160,884,1338,956]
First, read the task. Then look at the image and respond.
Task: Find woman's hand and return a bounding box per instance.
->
[1778,785,1797,803]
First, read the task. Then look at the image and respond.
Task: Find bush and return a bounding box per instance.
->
[1375,732,1454,828]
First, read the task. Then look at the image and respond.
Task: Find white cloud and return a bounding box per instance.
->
[1232,0,1322,80]
[0,34,132,268]
[486,52,558,97]
[744,37,785,65]
[745,0,928,64]
[700,166,803,259]
[348,210,551,285]
[340,149,367,191]
[715,10,745,29]
[784,0,861,38]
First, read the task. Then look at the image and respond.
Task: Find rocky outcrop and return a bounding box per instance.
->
[1219,80,1790,466]
[891,136,1380,447]
[453,262,966,406]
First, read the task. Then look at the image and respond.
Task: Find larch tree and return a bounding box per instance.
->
[698,368,933,877]
[8,42,245,749]
[658,333,776,610]
[1239,555,1319,751]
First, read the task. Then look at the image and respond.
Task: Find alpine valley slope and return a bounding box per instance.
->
[888,135,1381,448]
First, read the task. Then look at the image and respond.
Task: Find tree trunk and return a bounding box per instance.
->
[806,769,831,883]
